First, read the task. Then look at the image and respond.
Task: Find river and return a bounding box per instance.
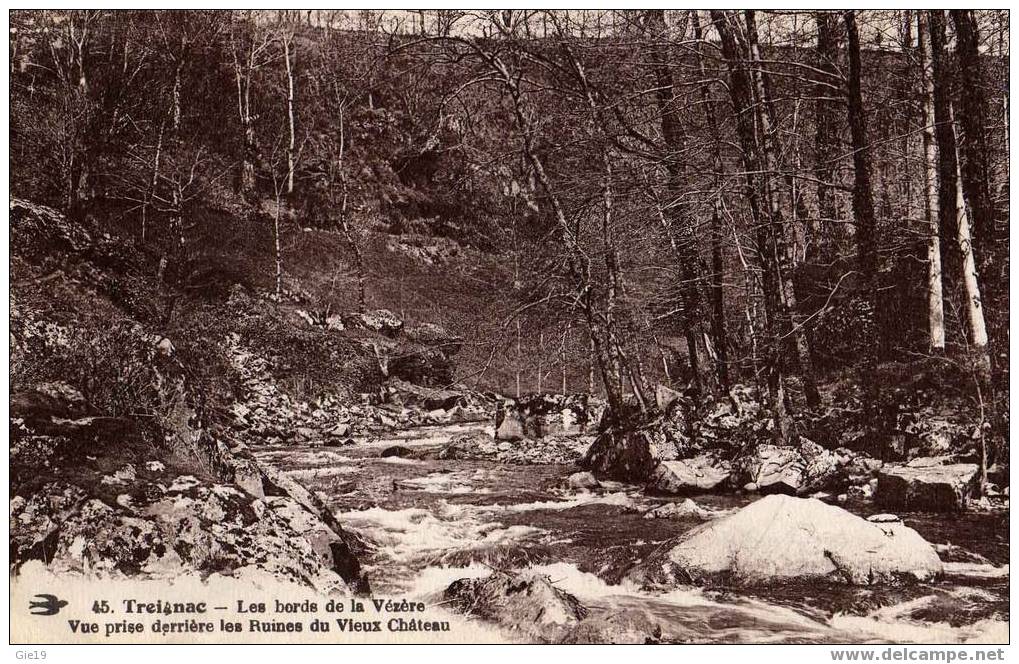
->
[254,423,1008,644]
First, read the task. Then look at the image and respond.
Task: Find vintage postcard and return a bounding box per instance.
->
[8,8,1010,649]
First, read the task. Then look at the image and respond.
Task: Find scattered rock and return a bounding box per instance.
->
[636,494,942,587]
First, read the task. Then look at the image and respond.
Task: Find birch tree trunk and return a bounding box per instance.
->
[283,29,296,196]
[917,12,945,352]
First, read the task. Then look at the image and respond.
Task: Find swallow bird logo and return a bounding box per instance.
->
[29,594,68,616]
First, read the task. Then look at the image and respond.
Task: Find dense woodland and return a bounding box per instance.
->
[9,10,1010,473]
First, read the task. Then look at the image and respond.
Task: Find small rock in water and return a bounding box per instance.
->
[867,513,901,523]
[380,445,414,458]
[743,482,759,492]
[145,461,165,472]
[644,498,717,521]
[566,471,600,491]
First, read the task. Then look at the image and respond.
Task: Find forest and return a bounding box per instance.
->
[11,9,1009,463]
[7,9,1012,644]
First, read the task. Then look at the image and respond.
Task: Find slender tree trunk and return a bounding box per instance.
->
[273,193,284,300]
[647,9,706,396]
[335,106,367,310]
[745,10,822,411]
[917,13,945,352]
[845,10,880,342]
[712,10,792,443]
[951,120,990,352]
[814,12,841,256]
[142,121,164,242]
[709,203,730,390]
[283,31,297,196]
[691,10,730,392]
[171,59,183,134]
[845,10,887,444]
[233,42,256,196]
[928,11,960,290]
[950,10,996,276]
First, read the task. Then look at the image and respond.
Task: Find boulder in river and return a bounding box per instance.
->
[876,458,980,512]
[635,494,942,587]
[647,455,731,494]
[582,427,681,482]
[444,571,588,642]
[566,471,600,491]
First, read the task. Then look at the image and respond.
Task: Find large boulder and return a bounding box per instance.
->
[647,455,731,494]
[635,495,942,587]
[876,458,980,512]
[444,571,588,642]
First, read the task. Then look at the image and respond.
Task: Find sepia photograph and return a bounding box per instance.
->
[7,7,1011,650]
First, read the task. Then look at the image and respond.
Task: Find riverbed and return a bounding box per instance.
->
[253,423,1009,644]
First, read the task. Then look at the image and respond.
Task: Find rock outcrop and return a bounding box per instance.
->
[876,457,980,511]
[635,495,942,587]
